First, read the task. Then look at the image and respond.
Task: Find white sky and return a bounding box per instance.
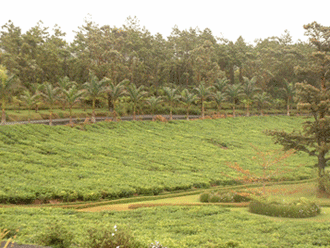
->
[2,0,330,45]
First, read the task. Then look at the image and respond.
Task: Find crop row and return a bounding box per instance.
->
[0,116,315,204]
[1,205,330,247]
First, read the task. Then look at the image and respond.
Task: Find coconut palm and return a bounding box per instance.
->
[62,85,85,126]
[180,89,197,120]
[57,76,76,110]
[105,79,128,121]
[0,66,16,125]
[39,82,60,126]
[146,96,163,120]
[226,83,243,118]
[126,84,147,120]
[20,90,41,123]
[30,83,43,113]
[194,81,213,119]
[83,74,108,122]
[214,77,229,93]
[281,80,296,116]
[212,91,227,114]
[242,76,260,116]
[163,86,180,120]
[254,92,271,116]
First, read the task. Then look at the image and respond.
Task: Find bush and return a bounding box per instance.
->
[36,223,73,248]
[82,225,143,248]
[200,192,250,203]
[318,172,330,194]
[209,195,222,203]
[249,197,321,218]
[200,193,210,202]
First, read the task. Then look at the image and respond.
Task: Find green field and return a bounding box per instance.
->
[0,116,316,204]
[1,116,330,247]
[1,205,330,247]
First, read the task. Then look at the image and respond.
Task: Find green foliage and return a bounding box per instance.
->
[2,205,330,247]
[82,225,143,248]
[318,172,330,194]
[36,223,73,248]
[199,193,210,202]
[249,197,321,218]
[0,116,314,204]
[200,192,250,203]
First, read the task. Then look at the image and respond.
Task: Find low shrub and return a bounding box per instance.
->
[209,195,222,203]
[200,192,250,203]
[249,197,321,218]
[318,172,330,194]
[200,193,210,202]
[82,225,143,248]
[36,223,73,248]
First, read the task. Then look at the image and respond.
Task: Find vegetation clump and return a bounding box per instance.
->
[36,223,73,248]
[249,197,321,218]
[82,225,143,248]
[200,192,250,203]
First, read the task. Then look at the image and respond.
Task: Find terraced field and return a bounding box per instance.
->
[0,116,315,204]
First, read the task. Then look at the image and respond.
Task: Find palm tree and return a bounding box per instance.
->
[105,79,128,121]
[39,82,60,126]
[20,90,41,123]
[163,86,180,120]
[194,81,213,119]
[254,92,271,116]
[212,91,227,114]
[146,96,163,120]
[281,80,295,116]
[180,89,197,120]
[0,66,16,125]
[62,85,85,126]
[226,83,243,118]
[214,77,229,93]
[126,84,147,120]
[30,83,43,113]
[242,76,260,116]
[57,76,76,110]
[83,74,108,123]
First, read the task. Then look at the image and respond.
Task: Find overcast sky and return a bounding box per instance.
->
[2,0,330,45]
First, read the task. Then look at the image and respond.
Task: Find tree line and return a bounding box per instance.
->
[0,18,327,124]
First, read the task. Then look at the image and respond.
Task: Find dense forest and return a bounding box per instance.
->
[0,17,329,123]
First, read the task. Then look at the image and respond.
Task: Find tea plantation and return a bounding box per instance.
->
[0,116,315,204]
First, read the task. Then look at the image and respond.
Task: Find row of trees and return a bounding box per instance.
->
[1,64,294,125]
[0,17,317,101]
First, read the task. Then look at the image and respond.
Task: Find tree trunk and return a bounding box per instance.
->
[49,110,53,126]
[318,151,327,177]
[1,108,5,125]
[92,99,96,123]
[232,102,236,118]
[133,104,136,120]
[246,104,250,117]
[112,101,117,122]
[287,99,290,116]
[201,100,205,119]
[28,108,31,123]
[186,108,190,120]
[239,67,243,83]
[69,107,73,127]
[229,66,235,84]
